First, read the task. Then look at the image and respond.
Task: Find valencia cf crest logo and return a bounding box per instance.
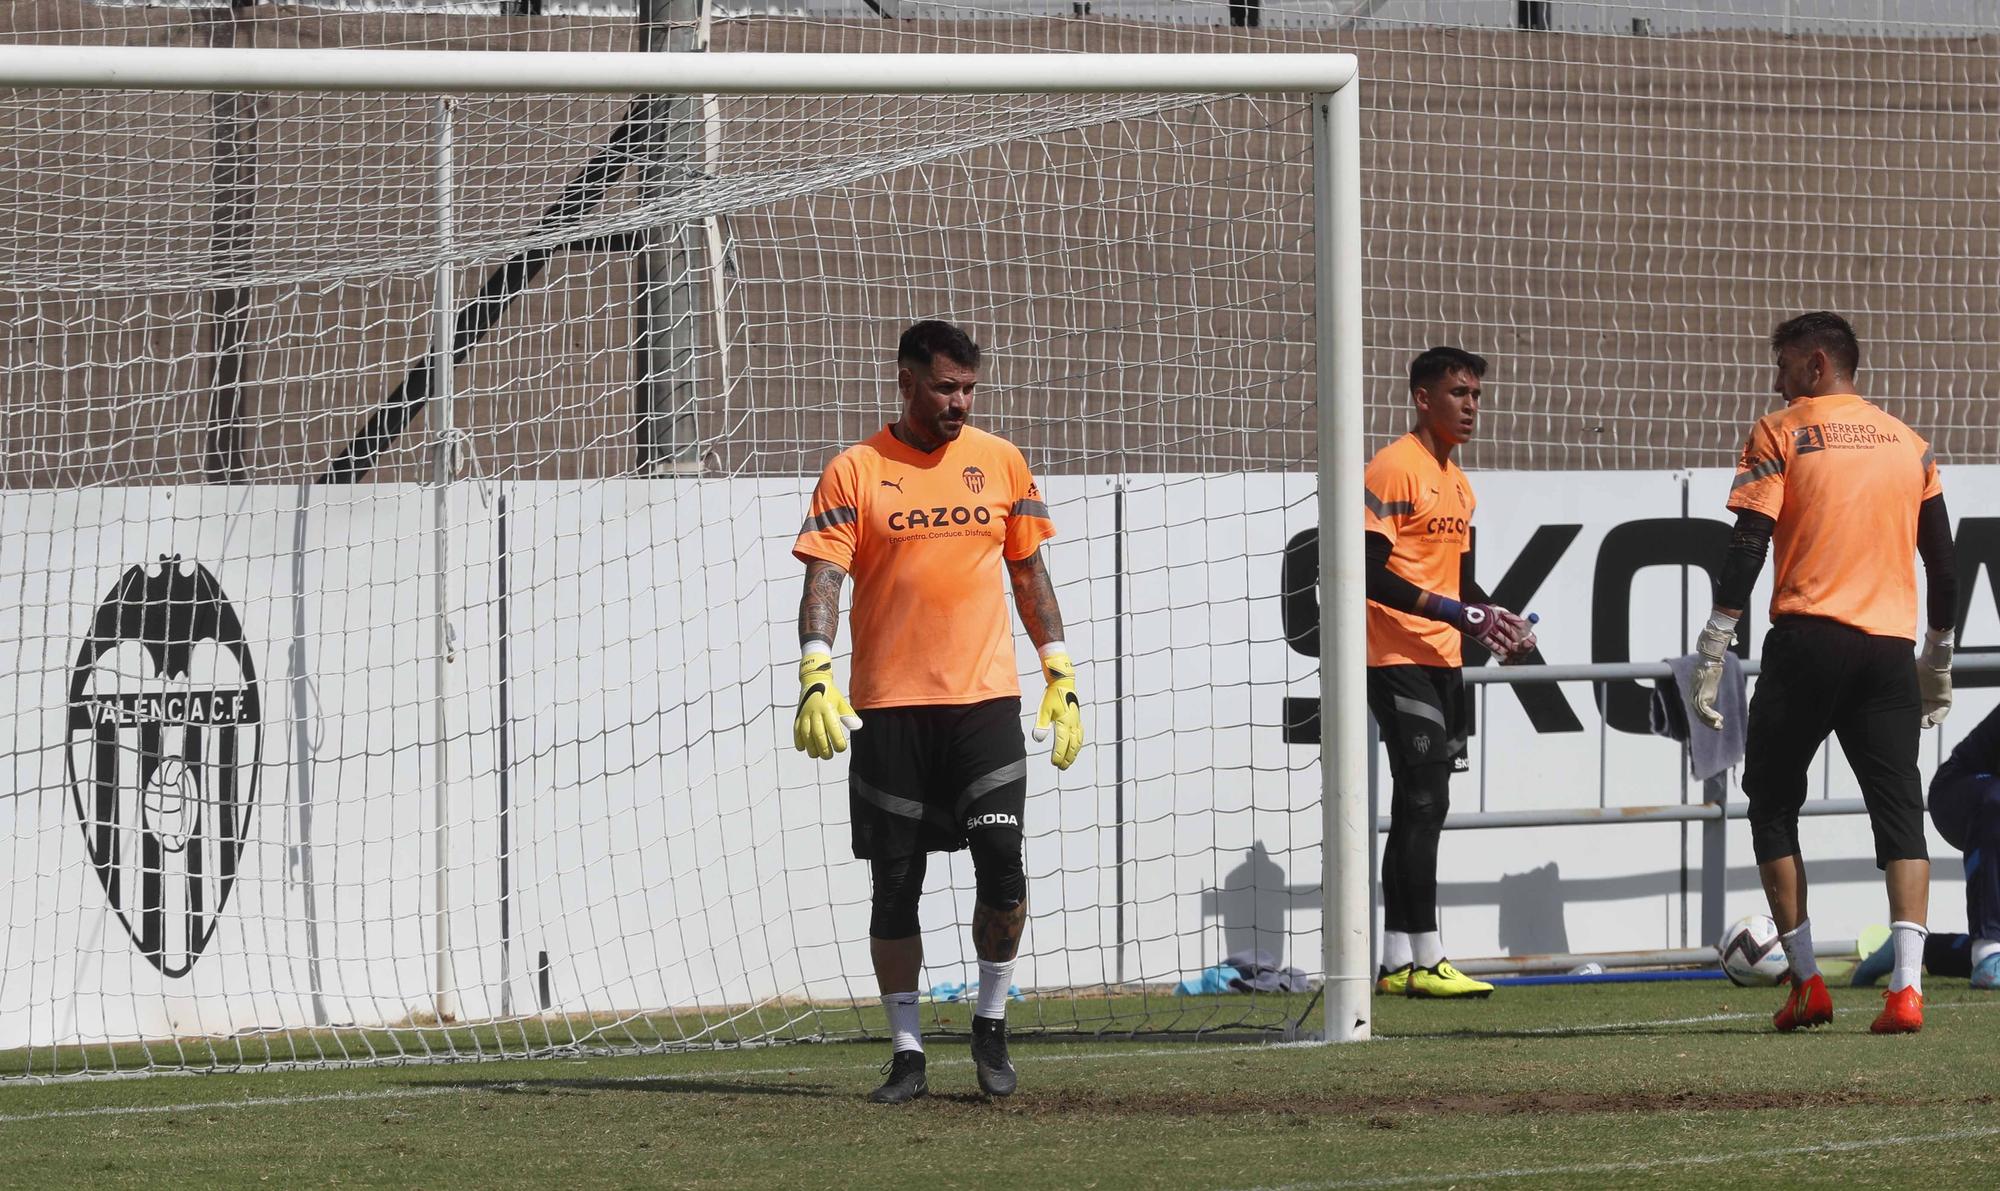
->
[64,556,262,977]
[962,466,986,494]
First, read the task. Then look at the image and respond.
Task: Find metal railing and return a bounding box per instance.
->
[1375,654,1999,966]
[1430,653,2000,825]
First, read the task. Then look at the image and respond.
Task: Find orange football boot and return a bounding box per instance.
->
[1773,973,1834,1032]
[1870,985,1924,1034]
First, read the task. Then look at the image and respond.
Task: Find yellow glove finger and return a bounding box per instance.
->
[1053,704,1083,770]
[798,703,827,759]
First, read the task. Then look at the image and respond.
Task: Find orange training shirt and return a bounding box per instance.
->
[1726,393,1941,641]
[1364,432,1475,668]
[793,424,1056,709]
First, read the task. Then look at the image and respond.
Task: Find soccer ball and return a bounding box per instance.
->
[1717,914,1791,986]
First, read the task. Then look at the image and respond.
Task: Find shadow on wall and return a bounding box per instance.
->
[1198,844,1966,961]
[1497,862,1569,955]
[1462,858,1967,955]
[1200,840,1318,969]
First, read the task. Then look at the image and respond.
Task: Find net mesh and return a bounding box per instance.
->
[0,23,1327,1079]
[8,1,1998,470]
[4,0,1999,1078]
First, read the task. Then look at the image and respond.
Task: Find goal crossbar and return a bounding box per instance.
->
[0,47,1357,96]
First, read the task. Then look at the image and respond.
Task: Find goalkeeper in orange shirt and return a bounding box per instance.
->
[1363,347,1537,999]
[792,320,1082,1104]
[1691,312,1955,1034]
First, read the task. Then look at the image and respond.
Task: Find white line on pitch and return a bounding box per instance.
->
[0,999,1991,1126]
[1222,1124,2000,1191]
[0,1041,1296,1125]
[1386,994,2000,1039]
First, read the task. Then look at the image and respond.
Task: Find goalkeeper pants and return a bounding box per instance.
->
[1367,665,1466,935]
[1929,759,2000,946]
[1381,761,1453,934]
[1741,616,1924,868]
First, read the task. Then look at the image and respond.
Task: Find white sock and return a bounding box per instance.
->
[1781,919,1820,983]
[975,959,1014,1020]
[1889,921,1927,993]
[1973,937,2000,967]
[882,991,923,1054]
[1382,930,1412,971]
[1411,930,1445,969]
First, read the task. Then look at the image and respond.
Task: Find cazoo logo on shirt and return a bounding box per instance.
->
[887,505,993,533]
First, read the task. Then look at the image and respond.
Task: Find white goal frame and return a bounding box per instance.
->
[0,45,1369,1045]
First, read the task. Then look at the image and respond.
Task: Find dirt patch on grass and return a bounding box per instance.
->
[950,1087,1928,1120]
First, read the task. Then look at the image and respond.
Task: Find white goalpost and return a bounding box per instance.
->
[0,45,1365,1077]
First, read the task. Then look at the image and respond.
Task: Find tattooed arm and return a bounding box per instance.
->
[1004,549,1066,650]
[793,559,859,760]
[798,558,847,648]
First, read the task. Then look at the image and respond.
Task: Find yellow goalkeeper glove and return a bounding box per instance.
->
[1032,650,1083,771]
[794,651,862,760]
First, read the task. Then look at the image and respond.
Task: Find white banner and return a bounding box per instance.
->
[0,468,1992,1046]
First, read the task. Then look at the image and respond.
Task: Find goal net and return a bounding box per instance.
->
[0,44,1365,1077]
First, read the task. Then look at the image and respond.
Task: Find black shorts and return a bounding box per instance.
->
[1742,615,1925,867]
[849,697,1027,861]
[1366,665,1468,775]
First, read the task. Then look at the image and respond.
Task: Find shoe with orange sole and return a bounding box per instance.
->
[1773,973,1834,1032]
[1870,985,1924,1034]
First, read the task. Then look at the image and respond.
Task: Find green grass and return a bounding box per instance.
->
[0,977,1994,1189]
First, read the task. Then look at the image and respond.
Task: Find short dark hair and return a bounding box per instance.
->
[1409,346,1487,393]
[898,320,981,371]
[1770,311,1860,376]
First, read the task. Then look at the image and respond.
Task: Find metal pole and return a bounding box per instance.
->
[1366,714,1379,979]
[288,483,327,1027]
[202,0,254,484]
[1389,795,1873,833]
[634,0,707,474]
[430,96,459,1025]
[1113,476,1127,985]
[496,490,516,1017]
[1679,474,1690,948]
[1699,772,1727,947]
[0,48,1361,96]
[1463,656,1999,683]
[1316,80,1368,1043]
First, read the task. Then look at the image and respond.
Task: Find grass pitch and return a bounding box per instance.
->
[0,978,1993,1190]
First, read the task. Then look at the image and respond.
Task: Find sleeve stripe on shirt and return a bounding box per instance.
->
[1365,489,1415,518]
[1010,499,1050,519]
[1921,448,1936,472]
[799,506,857,535]
[1730,458,1784,490]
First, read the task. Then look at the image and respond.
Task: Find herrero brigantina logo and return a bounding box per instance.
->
[64,556,262,977]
